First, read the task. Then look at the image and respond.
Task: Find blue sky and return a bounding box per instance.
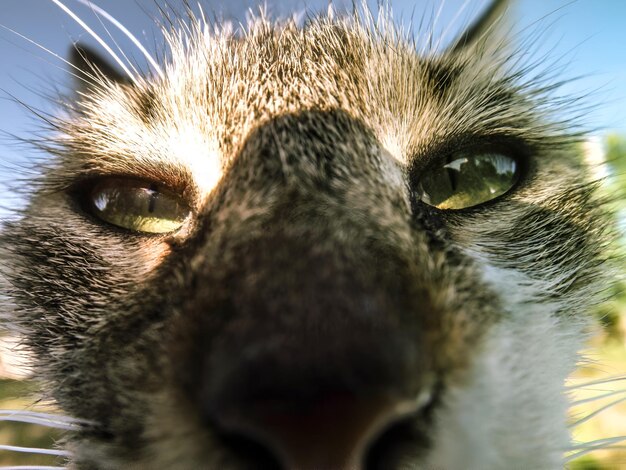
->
[1,0,625,205]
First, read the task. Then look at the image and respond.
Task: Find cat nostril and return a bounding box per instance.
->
[211,393,424,470]
[217,433,283,470]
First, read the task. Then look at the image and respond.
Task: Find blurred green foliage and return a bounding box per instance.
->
[597,135,626,340]
[574,135,626,470]
[606,135,626,177]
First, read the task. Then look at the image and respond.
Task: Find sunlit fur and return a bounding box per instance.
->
[0,2,621,469]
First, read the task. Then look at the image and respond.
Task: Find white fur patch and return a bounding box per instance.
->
[425,257,587,469]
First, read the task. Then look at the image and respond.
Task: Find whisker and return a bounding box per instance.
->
[49,0,138,85]
[0,467,67,470]
[196,2,207,28]
[436,0,471,53]
[0,410,81,423]
[422,0,445,54]
[570,388,626,406]
[566,374,626,390]
[565,448,626,463]
[568,395,626,428]
[71,0,164,79]
[76,0,142,80]
[0,417,76,430]
[0,444,70,457]
[564,436,626,462]
[0,414,81,430]
[568,436,626,449]
[0,24,105,87]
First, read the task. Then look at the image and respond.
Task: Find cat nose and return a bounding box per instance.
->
[176,219,436,467]
[199,334,427,469]
[208,390,424,469]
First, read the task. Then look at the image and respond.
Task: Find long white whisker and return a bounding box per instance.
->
[0,445,70,457]
[49,0,138,85]
[568,395,626,428]
[564,437,626,462]
[196,2,207,28]
[71,0,164,79]
[570,389,626,406]
[436,0,470,52]
[0,467,67,470]
[0,415,80,430]
[422,2,445,54]
[0,410,81,423]
[76,0,142,80]
[566,375,626,390]
[0,24,100,86]
[568,436,626,449]
[565,447,626,463]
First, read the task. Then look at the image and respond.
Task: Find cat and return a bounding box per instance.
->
[0,0,619,468]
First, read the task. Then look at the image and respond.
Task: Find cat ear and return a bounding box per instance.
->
[70,43,131,91]
[447,0,511,53]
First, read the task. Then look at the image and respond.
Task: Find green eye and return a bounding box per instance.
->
[416,152,519,210]
[89,179,191,234]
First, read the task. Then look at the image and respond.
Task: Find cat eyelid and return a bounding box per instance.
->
[62,165,200,209]
[407,133,532,178]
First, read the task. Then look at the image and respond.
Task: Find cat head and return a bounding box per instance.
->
[0,1,614,468]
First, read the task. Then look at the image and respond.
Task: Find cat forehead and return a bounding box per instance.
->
[58,17,540,198]
[146,22,455,131]
[73,21,515,145]
[148,21,500,128]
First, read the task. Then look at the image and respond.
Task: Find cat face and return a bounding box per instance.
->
[0,2,613,468]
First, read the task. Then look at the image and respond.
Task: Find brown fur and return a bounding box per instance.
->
[0,2,616,468]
